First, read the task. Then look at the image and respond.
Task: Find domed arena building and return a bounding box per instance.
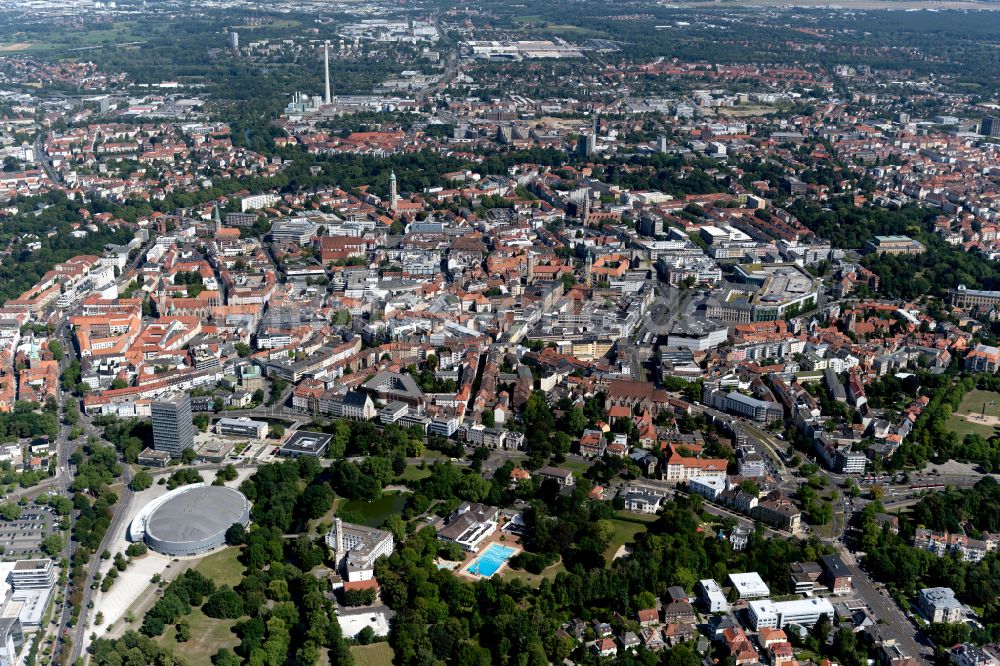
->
[128,484,250,556]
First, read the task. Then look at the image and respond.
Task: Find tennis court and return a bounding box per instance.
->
[465,544,517,578]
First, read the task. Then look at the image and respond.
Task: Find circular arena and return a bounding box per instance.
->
[129,484,250,557]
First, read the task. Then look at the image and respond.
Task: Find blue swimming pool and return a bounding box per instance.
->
[465,544,517,578]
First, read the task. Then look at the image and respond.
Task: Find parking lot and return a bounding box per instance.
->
[0,507,58,559]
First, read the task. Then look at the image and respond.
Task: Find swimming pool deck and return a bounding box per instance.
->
[453,519,523,581]
[465,543,517,578]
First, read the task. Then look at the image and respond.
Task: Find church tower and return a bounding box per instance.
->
[389,171,399,212]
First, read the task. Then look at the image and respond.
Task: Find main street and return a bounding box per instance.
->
[836,543,933,664]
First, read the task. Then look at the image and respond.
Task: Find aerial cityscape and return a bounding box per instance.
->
[0,0,997,665]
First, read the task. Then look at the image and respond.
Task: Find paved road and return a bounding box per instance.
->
[836,544,932,664]
[67,411,135,665]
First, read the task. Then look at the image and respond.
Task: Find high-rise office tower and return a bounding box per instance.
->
[981,116,1000,138]
[230,31,239,51]
[151,392,194,458]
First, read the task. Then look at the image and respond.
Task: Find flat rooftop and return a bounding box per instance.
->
[280,430,332,455]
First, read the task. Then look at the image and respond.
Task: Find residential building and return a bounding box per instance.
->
[622,489,662,514]
[820,554,852,594]
[698,578,729,613]
[918,587,963,623]
[535,466,575,487]
[951,643,999,666]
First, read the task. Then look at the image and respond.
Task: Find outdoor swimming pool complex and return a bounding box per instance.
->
[465,543,517,578]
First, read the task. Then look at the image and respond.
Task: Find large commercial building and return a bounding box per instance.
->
[864,235,925,256]
[130,485,250,556]
[216,417,269,440]
[748,598,835,630]
[8,560,55,590]
[728,572,771,600]
[951,285,1000,309]
[151,392,194,457]
[270,217,319,244]
[667,318,729,352]
[326,518,394,582]
[279,430,332,457]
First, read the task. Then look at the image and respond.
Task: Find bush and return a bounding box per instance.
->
[342,587,376,607]
[509,551,558,575]
[126,543,148,558]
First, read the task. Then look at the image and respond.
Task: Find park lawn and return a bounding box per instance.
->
[560,459,591,476]
[398,465,431,483]
[945,414,999,439]
[955,389,1000,417]
[615,509,659,523]
[603,518,649,566]
[945,389,1000,439]
[192,547,245,588]
[351,642,395,666]
[157,607,239,666]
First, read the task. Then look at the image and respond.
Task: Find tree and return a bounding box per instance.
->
[193,414,210,432]
[383,514,407,542]
[0,503,21,521]
[40,534,63,557]
[48,339,63,361]
[225,523,247,546]
[356,626,376,645]
[212,649,240,666]
[175,621,191,642]
[181,448,197,465]
[129,470,153,492]
[216,464,238,482]
[203,586,245,619]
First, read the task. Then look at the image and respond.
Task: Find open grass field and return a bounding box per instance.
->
[351,642,395,666]
[559,459,592,476]
[157,607,239,665]
[398,465,432,483]
[192,546,245,588]
[603,517,649,566]
[947,389,1000,439]
[615,509,659,523]
[153,549,246,663]
[512,14,608,38]
[229,19,302,30]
